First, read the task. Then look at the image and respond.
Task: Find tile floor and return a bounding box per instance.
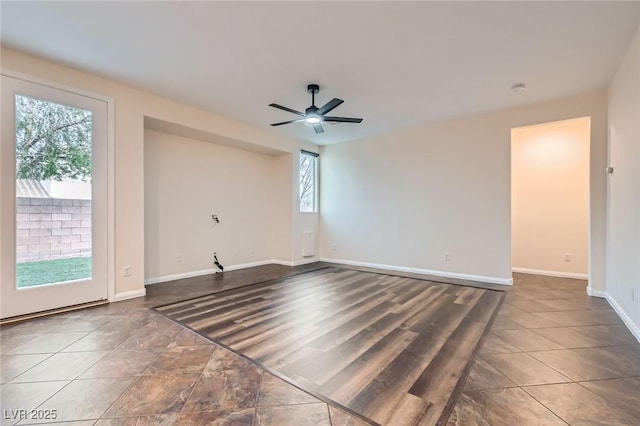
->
[449,273,640,425]
[2,264,368,426]
[1,266,639,425]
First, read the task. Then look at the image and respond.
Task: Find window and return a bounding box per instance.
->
[15,94,94,288]
[299,150,318,212]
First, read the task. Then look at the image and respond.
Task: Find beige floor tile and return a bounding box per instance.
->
[483,352,571,386]
[524,382,640,425]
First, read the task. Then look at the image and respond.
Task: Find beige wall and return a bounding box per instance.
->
[144,130,279,282]
[271,154,294,262]
[606,24,640,335]
[271,152,320,265]
[1,47,318,299]
[1,46,616,299]
[320,92,607,288]
[511,118,590,277]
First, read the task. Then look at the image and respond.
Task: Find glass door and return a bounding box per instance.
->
[1,76,108,319]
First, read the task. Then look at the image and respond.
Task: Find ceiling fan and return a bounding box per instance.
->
[269,84,363,134]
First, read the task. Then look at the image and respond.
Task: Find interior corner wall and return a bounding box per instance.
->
[144,129,277,282]
[511,118,590,277]
[606,24,640,336]
[0,47,308,299]
[320,91,607,287]
[292,151,320,265]
[271,151,321,266]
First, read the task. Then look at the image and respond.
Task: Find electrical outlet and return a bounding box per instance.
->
[631,287,635,301]
[332,244,337,252]
[444,252,450,261]
[177,253,183,263]
[564,253,571,262]
[123,265,132,277]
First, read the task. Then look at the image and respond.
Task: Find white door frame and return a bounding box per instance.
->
[0,70,116,311]
[509,117,592,284]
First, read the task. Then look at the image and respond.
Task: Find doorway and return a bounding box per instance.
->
[1,76,109,318]
[511,117,590,280]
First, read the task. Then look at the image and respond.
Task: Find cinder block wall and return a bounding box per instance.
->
[16,197,92,263]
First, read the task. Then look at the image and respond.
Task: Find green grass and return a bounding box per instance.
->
[17,257,92,288]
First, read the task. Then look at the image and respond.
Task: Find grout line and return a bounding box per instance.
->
[519,385,572,425]
[454,392,494,426]
[156,268,505,426]
[438,291,507,424]
[6,268,636,425]
[154,299,380,425]
[251,366,265,426]
[326,401,334,426]
[92,345,170,422]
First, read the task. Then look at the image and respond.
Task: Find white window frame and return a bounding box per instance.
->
[299,150,318,213]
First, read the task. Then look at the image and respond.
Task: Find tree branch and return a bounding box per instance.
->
[22,115,90,151]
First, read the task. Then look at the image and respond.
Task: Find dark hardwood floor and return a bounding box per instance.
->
[3,264,640,425]
[156,267,504,425]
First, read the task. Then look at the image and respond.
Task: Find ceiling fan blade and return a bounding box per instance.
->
[269,103,305,117]
[317,98,344,115]
[270,119,304,127]
[313,124,324,134]
[323,116,363,123]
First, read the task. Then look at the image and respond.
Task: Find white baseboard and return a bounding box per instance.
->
[111,288,146,302]
[225,260,274,272]
[272,258,319,267]
[320,257,512,286]
[586,287,607,298]
[512,267,588,280]
[145,268,216,285]
[144,258,318,285]
[293,257,320,266]
[605,293,640,343]
[145,259,291,285]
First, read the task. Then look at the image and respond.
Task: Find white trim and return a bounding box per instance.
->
[320,257,512,285]
[1,73,116,316]
[605,293,640,343]
[586,287,607,298]
[145,268,217,285]
[225,260,274,272]
[512,267,588,280]
[144,260,274,285]
[106,92,116,302]
[293,257,320,266]
[0,69,112,103]
[1,69,118,305]
[112,288,146,302]
[582,288,639,343]
[272,258,319,267]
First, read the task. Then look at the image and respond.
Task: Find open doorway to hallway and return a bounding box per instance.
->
[511,117,591,282]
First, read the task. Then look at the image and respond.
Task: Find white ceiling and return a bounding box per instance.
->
[2,1,639,145]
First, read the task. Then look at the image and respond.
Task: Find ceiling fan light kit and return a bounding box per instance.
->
[269,84,363,134]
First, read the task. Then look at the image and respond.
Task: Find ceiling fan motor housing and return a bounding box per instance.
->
[269,84,362,133]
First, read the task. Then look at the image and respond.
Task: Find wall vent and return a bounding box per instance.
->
[302,231,315,257]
